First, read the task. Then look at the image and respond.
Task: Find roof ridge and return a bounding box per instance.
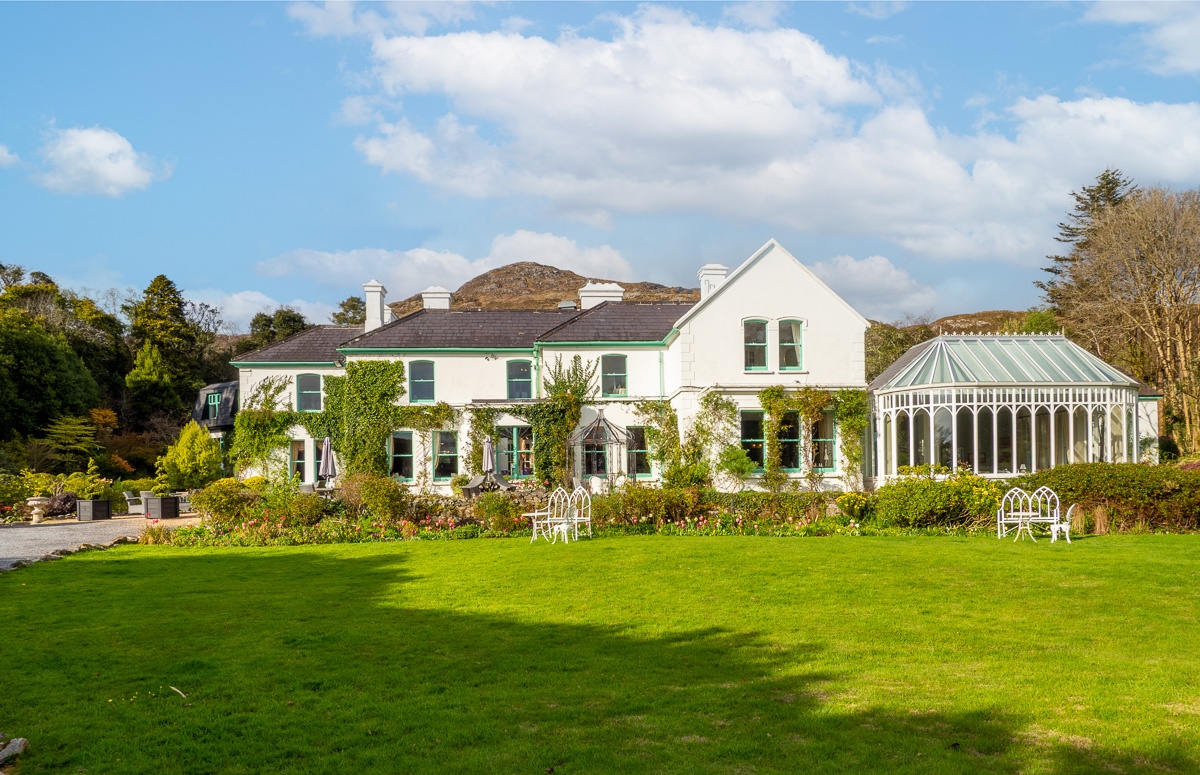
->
[232,323,361,363]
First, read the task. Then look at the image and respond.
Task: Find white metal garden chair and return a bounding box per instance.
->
[526,487,570,544]
[997,487,1033,540]
[569,486,592,539]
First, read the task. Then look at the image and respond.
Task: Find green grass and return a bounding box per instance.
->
[2,535,1199,774]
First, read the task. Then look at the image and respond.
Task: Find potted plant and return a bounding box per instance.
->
[144,473,179,520]
[75,459,112,521]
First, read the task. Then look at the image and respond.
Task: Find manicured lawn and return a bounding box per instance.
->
[2,535,1198,774]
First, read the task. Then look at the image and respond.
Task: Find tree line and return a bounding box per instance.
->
[0,265,366,477]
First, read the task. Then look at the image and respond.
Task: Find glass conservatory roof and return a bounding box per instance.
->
[871,335,1138,391]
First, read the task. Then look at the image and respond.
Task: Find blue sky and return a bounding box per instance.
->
[3,2,1200,329]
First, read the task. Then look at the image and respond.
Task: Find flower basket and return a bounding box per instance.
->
[76,498,112,521]
[145,496,179,520]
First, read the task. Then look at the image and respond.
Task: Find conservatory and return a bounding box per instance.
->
[869,334,1150,480]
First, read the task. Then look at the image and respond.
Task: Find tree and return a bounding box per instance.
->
[44,416,97,471]
[864,316,935,383]
[1039,169,1138,315]
[235,307,313,355]
[125,342,183,422]
[157,421,223,490]
[125,274,196,358]
[1056,186,1200,451]
[331,296,366,326]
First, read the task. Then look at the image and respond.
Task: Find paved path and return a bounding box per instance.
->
[0,516,196,571]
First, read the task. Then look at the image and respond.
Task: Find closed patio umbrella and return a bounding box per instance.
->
[482,436,495,473]
[319,436,337,481]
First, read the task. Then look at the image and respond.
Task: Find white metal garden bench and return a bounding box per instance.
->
[526,487,570,544]
[997,486,1069,542]
[569,486,592,539]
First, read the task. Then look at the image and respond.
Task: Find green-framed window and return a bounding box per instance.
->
[390,431,413,481]
[507,360,533,400]
[409,361,435,402]
[740,411,765,470]
[627,426,651,478]
[496,426,533,478]
[779,411,801,471]
[296,374,322,411]
[289,440,307,482]
[433,431,458,480]
[779,320,803,371]
[601,354,628,397]
[744,320,767,371]
[206,391,222,419]
[812,410,836,473]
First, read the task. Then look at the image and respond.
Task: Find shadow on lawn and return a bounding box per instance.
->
[0,548,1193,775]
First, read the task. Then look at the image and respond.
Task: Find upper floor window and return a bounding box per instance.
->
[779,320,803,371]
[206,391,222,419]
[296,374,322,412]
[740,411,765,470]
[409,361,435,402]
[744,320,767,371]
[507,360,533,400]
[601,354,628,397]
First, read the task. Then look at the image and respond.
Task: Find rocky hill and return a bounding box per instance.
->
[388,262,700,317]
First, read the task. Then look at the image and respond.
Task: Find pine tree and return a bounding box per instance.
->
[331,296,366,326]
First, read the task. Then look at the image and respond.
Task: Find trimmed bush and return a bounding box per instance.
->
[473,491,523,532]
[1012,463,1200,532]
[192,478,256,528]
[45,491,78,517]
[873,472,1001,528]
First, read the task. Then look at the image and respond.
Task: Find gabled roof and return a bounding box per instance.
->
[537,302,693,343]
[870,334,1140,391]
[673,239,870,330]
[231,326,362,365]
[340,308,576,350]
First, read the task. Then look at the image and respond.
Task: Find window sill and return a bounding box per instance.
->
[744,370,773,375]
[779,368,807,374]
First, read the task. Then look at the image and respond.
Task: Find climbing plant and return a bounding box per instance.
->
[510,355,596,486]
[831,388,869,491]
[758,385,832,493]
[633,392,737,488]
[229,375,293,477]
[465,406,501,475]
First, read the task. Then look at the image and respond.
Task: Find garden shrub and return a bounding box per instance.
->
[1011,463,1200,532]
[698,489,830,520]
[157,421,223,490]
[592,483,704,527]
[836,491,873,522]
[45,491,78,517]
[0,473,30,506]
[873,471,1001,528]
[473,491,522,532]
[336,472,409,522]
[191,478,256,528]
[242,476,269,493]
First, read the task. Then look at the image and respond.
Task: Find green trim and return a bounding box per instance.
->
[340,347,534,355]
[538,340,667,348]
[230,361,338,367]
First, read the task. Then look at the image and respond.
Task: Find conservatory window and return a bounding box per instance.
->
[601,354,628,397]
[582,426,608,477]
[627,426,651,478]
[433,431,458,480]
[296,374,322,412]
[390,431,413,481]
[744,320,767,371]
[409,361,435,403]
[779,320,803,371]
[778,412,801,471]
[740,411,765,470]
[507,361,532,400]
[812,410,836,473]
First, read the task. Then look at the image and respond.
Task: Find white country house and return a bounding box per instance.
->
[229,238,1160,493]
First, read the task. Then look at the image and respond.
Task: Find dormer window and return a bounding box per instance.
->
[779,320,803,371]
[296,374,323,412]
[206,391,222,420]
[744,320,767,371]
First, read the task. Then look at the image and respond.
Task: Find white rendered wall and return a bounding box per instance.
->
[1138,398,1161,462]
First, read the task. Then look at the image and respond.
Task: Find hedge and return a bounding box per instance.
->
[1011,463,1200,532]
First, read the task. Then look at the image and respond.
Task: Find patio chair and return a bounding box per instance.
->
[491,473,515,491]
[569,486,592,539]
[525,487,569,543]
[1051,504,1074,544]
[122,491,145,516]
[173,491,193,513]
[298,484,315,494]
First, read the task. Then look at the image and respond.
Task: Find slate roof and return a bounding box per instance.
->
[870,335,1139,391]
[537,302,693,343]
[340,309,576,350]
[231,326,363,364]
[191,381,238,430]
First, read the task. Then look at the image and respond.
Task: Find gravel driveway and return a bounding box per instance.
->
[0,516,195,571]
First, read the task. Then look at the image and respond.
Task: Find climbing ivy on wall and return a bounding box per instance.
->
[229,375,294,477]
[831,388,869,491]
[758,385,832,493]
[465,406,500,476]
[633,392,737,488]
[510,355,596,486]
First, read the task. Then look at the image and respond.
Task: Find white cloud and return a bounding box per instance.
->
[810,254,936,321]
[313,6,1200,267]
[721,2,785,30]
[185,288,337,333]
[288,1,475,38]
[256,230,635,302]
[0,145,18,168]
[36,127,169,197]
[1086,2,1200,75]
[846,2,908,20]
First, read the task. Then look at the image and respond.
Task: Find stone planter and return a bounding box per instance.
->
[76,498,112,521]
[145,496,179,520]
[26,496,49,524]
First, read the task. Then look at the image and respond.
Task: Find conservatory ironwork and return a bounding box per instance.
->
[870,335,1142,478]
